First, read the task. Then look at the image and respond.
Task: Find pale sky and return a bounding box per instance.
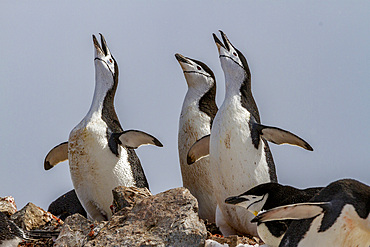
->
[1,1,369,210]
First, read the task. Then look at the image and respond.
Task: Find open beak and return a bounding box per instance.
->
[213,30,232,52]
[93,33,111,58]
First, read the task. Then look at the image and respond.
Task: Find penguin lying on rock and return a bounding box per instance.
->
[252,179,370,247]
[0,212,59,246]
[225,182,323,246]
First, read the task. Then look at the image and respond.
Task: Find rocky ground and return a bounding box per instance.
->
[1,187,264,247]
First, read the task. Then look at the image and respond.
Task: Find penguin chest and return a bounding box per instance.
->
[178,102,212,184]
[178,101,217,222]
[298,205,370,247]
[68,117,135,217]
[210,97,271,197]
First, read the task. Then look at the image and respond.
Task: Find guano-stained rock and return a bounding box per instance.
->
[85,187,207,247]
[10,202,63,231]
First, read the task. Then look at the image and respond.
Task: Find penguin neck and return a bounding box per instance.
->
[224,72,260,123]
[86,71,122,132]
[224,70,246,99]
[185,84,212,102]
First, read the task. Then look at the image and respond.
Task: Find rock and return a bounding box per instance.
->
[48,189,87,220]
[207,234,262,247]
[10,202,63,231]
[54,213,104,247]
[85,187,207,247]
[0,196,17,216]
[112,186,152,213]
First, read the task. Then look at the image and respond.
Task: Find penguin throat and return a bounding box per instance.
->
[88,73,122,133]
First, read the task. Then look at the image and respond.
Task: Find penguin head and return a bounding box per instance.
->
[175,53,215,93]
[93,33,118,86]
[213,31,250,83]
[225,192,268,216]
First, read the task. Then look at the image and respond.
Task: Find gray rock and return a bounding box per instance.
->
[85,187,207,247]
[54,213,105,247]
[112,186,152,213]
[10,202,63,231]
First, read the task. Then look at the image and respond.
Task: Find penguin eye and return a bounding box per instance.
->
[197,66,201,71]
[109,59,113,63]
[233,52,238,57]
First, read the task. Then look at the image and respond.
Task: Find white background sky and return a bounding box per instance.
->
[1,1,369,211]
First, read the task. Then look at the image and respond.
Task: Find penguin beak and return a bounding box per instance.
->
[213,30,233,52]
[175,53,191,65]
[93,33,111,58]
[175,53,195,72]
[93,35,103,57]
[99,33,111,57]
[225,196,248,205]
[213,33,226,52]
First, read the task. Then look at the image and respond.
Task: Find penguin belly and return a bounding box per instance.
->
[178,101,217,222]
[210,97,272,236]
[296,205,370,247]
[68,117,135,221]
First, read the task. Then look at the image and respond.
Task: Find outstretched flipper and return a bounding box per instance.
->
[44,142,68,170]
[109,130,163,156]
[187,135,210,165]
[252,123,313,151]
[251,202,330,223]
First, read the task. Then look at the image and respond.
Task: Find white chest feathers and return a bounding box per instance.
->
[297,204,370,247]
[210,96,271,236]
[178,97,217,222]
[68,114,134,220]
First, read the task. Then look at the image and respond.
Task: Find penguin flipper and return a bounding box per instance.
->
[44,142,68,170]
[253,123,313,151]
[111,130,163,152]
[251,202,330,223]
[187,135,210,165]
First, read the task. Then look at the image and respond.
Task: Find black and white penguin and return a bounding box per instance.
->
[253,179,370,247]
[175,53,218,222]
[0,212,59,246]
[48,190,87,220]
[188,31,313,236]
[44,34,163,221]
[225,182,323,246]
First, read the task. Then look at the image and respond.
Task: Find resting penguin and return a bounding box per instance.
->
[48,189,87,220]
[187,31,313,236]
[0,211,59,246]
[44,34,163,221]
[253,179,370,247]
[225,182,323,246]
[175,53,218,222]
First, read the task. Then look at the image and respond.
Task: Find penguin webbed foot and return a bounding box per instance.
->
[44,141,69,170]
[109,130,163,154]
[253,123,313,151]
[187,134,210,165]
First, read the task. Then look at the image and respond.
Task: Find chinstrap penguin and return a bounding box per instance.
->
[225,182,322,246]
[175,53,218,223]
[0,212,59,247]
[188,31,313,236]
[253,179,370,247]
[44,34,163,221]
[47,189,87,220]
